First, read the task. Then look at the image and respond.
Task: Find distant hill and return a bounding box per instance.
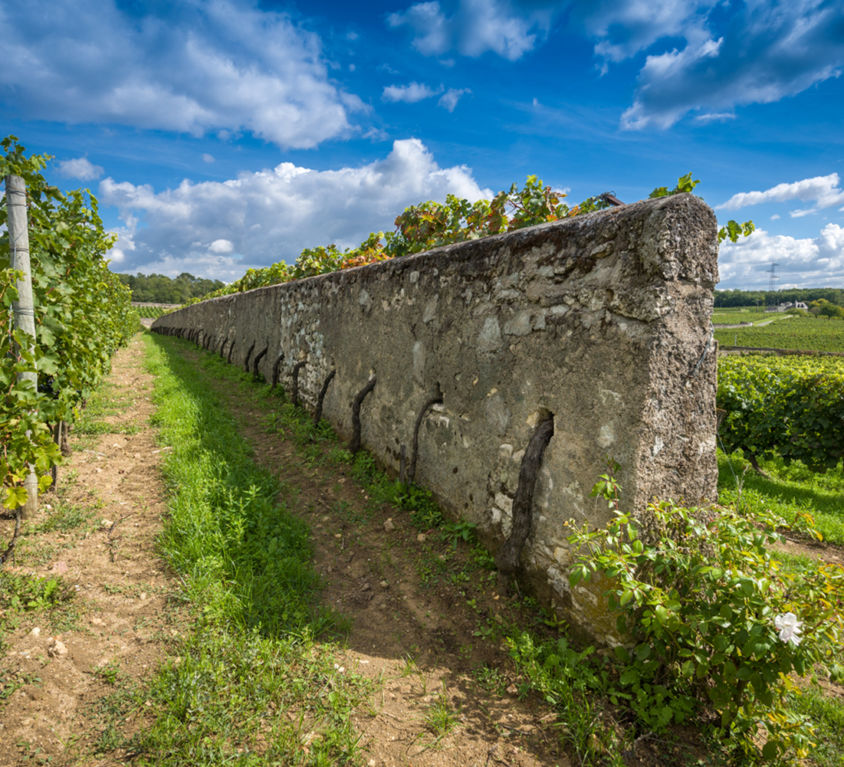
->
[116,272,226,304]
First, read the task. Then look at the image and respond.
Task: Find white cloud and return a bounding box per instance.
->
[382,82,442,103]
[693,112,736,124]
[56,157,104,181]
[388,0,552,61]
[202,154,215,164]
[718,223,844,289]
[458,0,540,60]
[209,239,234,254]
[819,222,844,254]
[381,82,469,111]
[101,139,491,280]
[438,88,470,112]
[387,1,450,56]
[620,1,844,130]
[0,0,360,149]
[576,0,717,69]
[718,174,844,215]
[385,1,843,128]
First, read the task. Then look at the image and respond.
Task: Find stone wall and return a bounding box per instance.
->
[152,193,719,634]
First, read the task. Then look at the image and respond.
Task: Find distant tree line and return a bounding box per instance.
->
[715,288,844,308]
[116,272,225,304]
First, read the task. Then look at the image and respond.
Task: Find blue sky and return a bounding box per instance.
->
[2,0,843,290]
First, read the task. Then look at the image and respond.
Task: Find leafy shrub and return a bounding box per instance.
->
[568,471,844,763]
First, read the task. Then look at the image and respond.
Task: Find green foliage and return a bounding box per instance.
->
[718,218,756,243]
[810,299,844,319]
[717,355,844,470]
[568,474,844,763]
[117,271,224,303]
[648,171,700,198]
[649,171,754,244]
[1,135,135,509]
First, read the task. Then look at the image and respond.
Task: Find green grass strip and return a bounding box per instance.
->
[125,332,370,767]
[718,451,844,546]
[791,690,844,767]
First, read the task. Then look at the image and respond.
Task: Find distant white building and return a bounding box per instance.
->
[765,301,808,313]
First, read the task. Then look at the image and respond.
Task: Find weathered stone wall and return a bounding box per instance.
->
[152,193,719,634]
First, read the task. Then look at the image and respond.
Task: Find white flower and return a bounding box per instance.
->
[774,612,803,646]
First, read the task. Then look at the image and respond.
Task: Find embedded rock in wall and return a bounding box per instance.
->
[152,193,719,636]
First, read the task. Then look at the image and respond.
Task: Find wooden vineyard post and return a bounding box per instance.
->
[5,173,38,517]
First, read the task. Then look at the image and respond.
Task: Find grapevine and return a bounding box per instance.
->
[188,173,752,303]
[1,136,136,514]
[717,355,844,470]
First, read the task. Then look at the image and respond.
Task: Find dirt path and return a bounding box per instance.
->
[1,335,574,766]
[185,345,573,767]
[0,334,179,766]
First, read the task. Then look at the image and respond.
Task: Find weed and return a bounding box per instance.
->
[93,661,122,686]
[423,684,459,740]
[401,653,419,677]
[0,572,74,614]
[1,672,41,704]
[12,536,61,567]
[33,501,93,534]
[75,420,140,436]
[473,665,508,696]
[90,682,140,755]
[472,619,499,642]
[440,519,476,548]
[507,632,616,764]
[328,447,354,464]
